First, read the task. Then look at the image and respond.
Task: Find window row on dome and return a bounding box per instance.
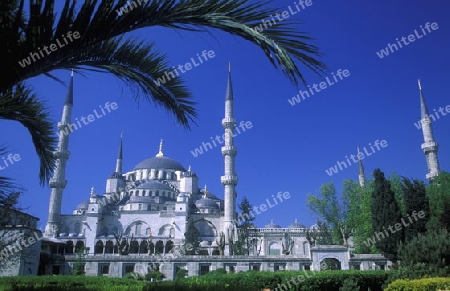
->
[126,170,179,181]
[129,190,175,199]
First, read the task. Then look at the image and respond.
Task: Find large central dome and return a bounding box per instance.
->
[133,140,185,171]
[133,156,186,171]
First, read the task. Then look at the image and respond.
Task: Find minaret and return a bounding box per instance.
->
[357,147,365,187]
[418,79,440,180]
[44,71,73,237]
[221,63,238,244]
[106,135,125,193]
[115,134,123,174]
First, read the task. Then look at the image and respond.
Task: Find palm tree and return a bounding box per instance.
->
[0,0,327,194]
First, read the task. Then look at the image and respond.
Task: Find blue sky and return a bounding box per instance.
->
[2,0,450,229]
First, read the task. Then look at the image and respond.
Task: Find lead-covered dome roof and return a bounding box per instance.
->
[134,156,186,171]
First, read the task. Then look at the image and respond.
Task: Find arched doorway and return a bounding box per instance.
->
[320,258,341,270]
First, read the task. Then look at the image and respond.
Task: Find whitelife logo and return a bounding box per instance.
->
[18,31,81,68]
[288,69,350,106]
[57,102,118,137]
[376,22,439,59]
[153,50,216,87]
[325,140,388,176]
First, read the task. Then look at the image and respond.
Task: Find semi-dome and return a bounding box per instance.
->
[288,219,306,229]
[195,197,219,209]
[77,200,90,210]
[136,180,172,191]
[127,196,153,203]
[134,156,186,171]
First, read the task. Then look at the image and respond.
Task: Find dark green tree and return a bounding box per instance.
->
[398,229,450,276]
[371,169,404,263]
[401,178,429,240]
[184,217,199,255]
[234,197,255,255]
[426,172,450,231]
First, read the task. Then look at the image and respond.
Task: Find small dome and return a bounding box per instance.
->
[265,220,281,228]
[134,156,185,171]
[77,200,90,210]
[288,219,306,229]
[195,198,219,209]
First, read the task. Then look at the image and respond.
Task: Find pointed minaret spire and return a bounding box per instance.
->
[115,133,123,174]
[221,63,238,246]
[45,72,74,237]
[156,139,164,157]
[418,79,440,180]
[357,147,365,187]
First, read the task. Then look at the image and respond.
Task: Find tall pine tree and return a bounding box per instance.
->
[234,197,256,255]
[371,169,404,263]
[402,178,429,240]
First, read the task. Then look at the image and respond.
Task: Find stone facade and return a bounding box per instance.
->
[0,206,42,276]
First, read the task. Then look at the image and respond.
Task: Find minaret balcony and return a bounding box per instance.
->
[421,142,439,153]
[221,175,238,185]
[53,150,70,160]
[49,179,67,188]
[221,118,236,128]
[426,171,439,180]
[221,145,237,156]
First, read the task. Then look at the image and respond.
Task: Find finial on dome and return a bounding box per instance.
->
[90,186,94,197]
[203,184,208,198]
[156,139,164,157]
[188,165,191,172]
[71,69,74,77]
[295,218,298,223]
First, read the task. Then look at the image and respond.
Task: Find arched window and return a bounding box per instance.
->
[65,241,74,254]
[136,190,140,196]
[142,190,146,196]
[155,191,159,197]
[165,240,174,253]
[140,241,148,254]
[94,241,104,254]
[155,241,164,254]
[75,241,85,253]
[162,191,165,197]
[130,191,134,196]
[105,241,114,254]
[129,240,139,254]
[149,191,153,196]
[149,242,154,254]
[269,242,281,255]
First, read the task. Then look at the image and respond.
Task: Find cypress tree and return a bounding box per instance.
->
[371,169,404,263]
[402,178,429,240]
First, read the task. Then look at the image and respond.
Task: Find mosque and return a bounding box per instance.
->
[2,69,440,278]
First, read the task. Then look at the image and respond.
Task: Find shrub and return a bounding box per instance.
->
[385,277,450,291]
[145,270,165,282]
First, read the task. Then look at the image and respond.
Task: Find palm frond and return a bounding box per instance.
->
[0,84,56,185]
[48,37,197,127]
[2,0,327,126]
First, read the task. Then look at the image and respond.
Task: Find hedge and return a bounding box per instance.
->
[385,277,450,291]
